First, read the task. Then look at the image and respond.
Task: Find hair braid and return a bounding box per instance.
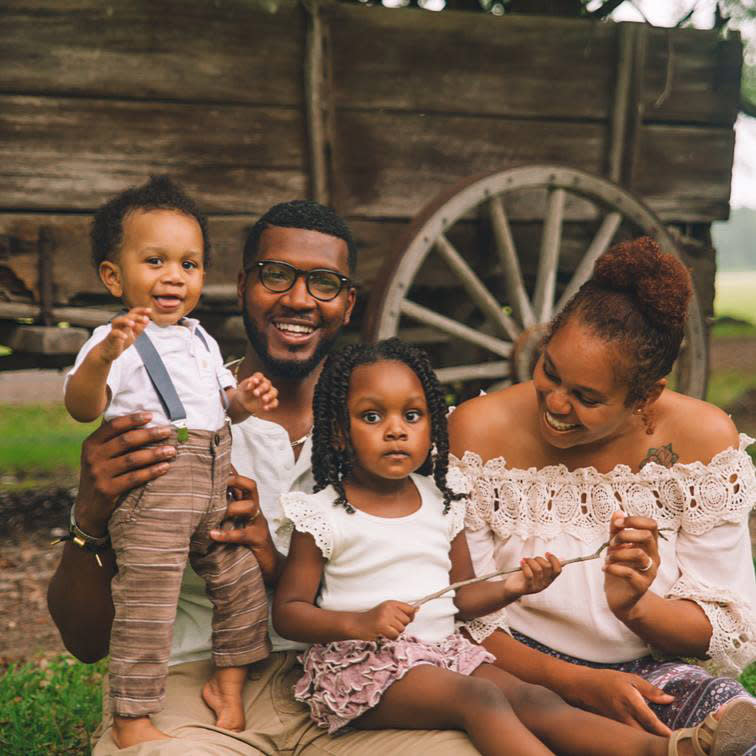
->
[310,337,461,516]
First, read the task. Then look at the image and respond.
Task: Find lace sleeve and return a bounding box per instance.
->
[448,497,467,541]
[278,491,333,559]
[463,607,511,644]
[666,512,756,677]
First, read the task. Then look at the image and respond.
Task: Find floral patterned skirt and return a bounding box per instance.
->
[295,633,495,733]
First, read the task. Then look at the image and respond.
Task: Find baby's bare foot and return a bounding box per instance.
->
[112,715,171,748]
[202,667,247,731]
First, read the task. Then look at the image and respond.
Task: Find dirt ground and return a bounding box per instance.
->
[1,340,755,664]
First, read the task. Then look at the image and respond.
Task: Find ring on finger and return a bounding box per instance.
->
[639,556,653,573]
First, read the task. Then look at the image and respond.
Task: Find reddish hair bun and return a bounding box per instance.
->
[592,237,691,329]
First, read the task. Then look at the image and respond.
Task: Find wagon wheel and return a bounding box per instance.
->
[364,165,707,400]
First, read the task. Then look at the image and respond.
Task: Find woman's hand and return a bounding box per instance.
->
[566,666,674,736]
[352,600,417,641]
[76,412,175,535]
[209,473,282,585]
[503,553,562,598]
[603,512,660,620]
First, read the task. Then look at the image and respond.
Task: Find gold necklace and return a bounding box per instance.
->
[228,358,311,449]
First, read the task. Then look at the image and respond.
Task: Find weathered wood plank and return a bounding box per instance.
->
[0,0,304,105]
[643,27,742,126]
[331,111,733,221]
[327,6,740,126]
[0,96,307,212]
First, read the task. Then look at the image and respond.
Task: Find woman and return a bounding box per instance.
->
[448,237,756,754]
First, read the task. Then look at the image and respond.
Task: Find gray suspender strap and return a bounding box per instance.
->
[133,331,187,424]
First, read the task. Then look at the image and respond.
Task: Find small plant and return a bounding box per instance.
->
[0,655,105,755]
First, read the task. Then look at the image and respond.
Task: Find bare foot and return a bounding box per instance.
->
[202,666,247,731]
[112,715,171,748]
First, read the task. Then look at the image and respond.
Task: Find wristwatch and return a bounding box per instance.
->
[51,502,111,566]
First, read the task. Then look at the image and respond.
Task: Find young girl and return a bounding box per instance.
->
[272,338,730,756]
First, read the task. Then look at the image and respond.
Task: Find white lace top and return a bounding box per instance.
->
[449,434,756,676]
[277,473,467,642]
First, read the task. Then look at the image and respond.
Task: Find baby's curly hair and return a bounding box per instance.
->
[311,338,461,514]
[90,175,211,269]
[548,236,692,405]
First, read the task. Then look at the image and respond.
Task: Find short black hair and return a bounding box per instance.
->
[242,200,357,274]
[90,175,212,269]
[311,338,461,514]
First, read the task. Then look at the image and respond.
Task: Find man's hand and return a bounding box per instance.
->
[210,473,282,585]
[565,666,674,736]
[76,412,175,535]
[351,600,417,641]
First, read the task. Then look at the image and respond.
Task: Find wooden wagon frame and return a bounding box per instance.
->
[0,1,743,398]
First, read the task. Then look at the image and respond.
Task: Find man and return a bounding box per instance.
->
[48,200,476,755]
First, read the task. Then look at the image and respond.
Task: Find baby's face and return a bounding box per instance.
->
[100,209,205,326]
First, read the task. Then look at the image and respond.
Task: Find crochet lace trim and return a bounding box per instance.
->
[278,491,333,559]
[450,434,755,541]
[665,573,756,677]
[448,497,467,541]
[463,607,510,644]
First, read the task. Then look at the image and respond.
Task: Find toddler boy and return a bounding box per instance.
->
[64,176,274,748]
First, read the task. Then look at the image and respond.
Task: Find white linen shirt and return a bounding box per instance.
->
[170,415,314,664]
[65,318,234,431]
[279,474,467,643]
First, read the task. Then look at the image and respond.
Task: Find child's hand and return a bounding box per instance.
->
[353,600,417,641]
[235,372,279,415]
[503,553,561,598]
[100,307,151,362]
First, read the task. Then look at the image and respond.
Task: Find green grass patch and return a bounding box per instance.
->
[715,271,756,325]
[0,405,96,484]
[710,320,756,341]
[706,370,756,411]
[0,655,105,755]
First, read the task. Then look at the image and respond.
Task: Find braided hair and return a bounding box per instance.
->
[311,338,462,514]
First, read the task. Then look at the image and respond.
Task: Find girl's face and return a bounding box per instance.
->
[344,360,432,486]
[532,316,639,450]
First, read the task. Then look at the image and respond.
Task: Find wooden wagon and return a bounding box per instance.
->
[0,1,742,398]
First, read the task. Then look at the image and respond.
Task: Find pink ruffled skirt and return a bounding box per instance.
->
[295,633,495,733]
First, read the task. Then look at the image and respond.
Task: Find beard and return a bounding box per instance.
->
[242,305,340,380]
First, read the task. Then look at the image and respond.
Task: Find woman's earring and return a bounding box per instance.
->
[636,406,655,435]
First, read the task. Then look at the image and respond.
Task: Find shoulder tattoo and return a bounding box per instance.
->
[639,443,679,469]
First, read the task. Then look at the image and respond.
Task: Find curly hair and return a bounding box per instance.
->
[90,175,212,269]
[548,236,692,405]
[311,338,461,514]
[243,199,357,274]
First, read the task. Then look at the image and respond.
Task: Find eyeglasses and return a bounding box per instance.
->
[252,260,351,302]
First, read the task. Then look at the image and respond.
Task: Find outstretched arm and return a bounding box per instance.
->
[273,530,416,644]
[47,413,175,662]
[65,308,150,422]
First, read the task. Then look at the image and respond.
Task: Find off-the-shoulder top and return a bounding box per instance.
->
[448,434,756,676]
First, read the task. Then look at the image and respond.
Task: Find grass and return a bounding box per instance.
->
[0,405,96,488]
[0,656,105,755]
[715,271,756,325]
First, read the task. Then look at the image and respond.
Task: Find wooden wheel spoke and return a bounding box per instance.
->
[533,187,565,323]
[434,233,520,341]
[488,196,536,328]
[400,299,513,359]
[555,211,622,315]
[436,362,510,384]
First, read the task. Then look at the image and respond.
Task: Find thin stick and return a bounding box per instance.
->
[412,528,673,608]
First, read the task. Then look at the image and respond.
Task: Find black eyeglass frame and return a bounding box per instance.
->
[250,259,352,302]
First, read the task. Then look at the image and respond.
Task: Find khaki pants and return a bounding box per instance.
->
[92,652,478,755]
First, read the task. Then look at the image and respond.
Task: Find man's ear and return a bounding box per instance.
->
[99,260,123,298]
[342,287,356,327]
[237,269,247,310]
